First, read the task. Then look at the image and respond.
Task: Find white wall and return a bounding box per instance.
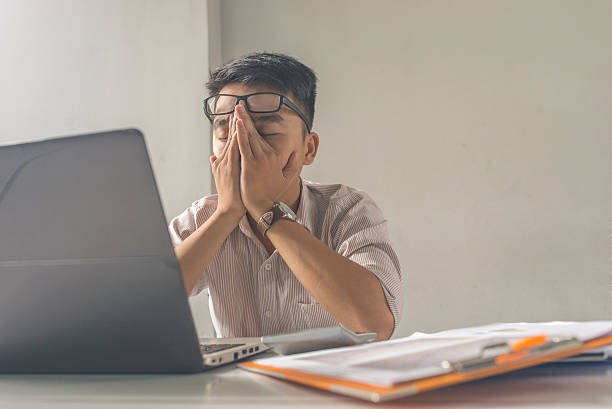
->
[3,0,611,341]
[220,0,612,336]
[0,0,214,336]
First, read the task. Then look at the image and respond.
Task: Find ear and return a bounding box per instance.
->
[302,131,319,166]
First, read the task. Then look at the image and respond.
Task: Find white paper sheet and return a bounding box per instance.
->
[250,321,612,387]
[413,321,612,341]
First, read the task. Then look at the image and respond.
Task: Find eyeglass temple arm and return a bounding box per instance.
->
[282,97,311,133]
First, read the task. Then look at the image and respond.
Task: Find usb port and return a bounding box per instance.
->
[242,349,247,354]
[255,346,259,351]
[249,348,253,353]
[234,352,238,360]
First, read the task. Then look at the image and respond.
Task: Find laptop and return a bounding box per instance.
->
[0,129,266,373]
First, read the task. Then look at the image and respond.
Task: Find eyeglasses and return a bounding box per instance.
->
[203,92,311,132]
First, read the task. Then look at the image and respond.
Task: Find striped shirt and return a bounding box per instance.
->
[168,178,402,338]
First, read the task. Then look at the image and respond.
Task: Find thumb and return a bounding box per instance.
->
[282,151,299,179]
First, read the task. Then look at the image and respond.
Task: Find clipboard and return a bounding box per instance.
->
[240,333,612,402]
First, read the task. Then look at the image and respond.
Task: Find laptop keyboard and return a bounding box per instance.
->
[199,343,245,354]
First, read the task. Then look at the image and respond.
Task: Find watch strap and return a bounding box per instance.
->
[257,202,296,236]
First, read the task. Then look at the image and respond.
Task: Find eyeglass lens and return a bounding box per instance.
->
[208,94,282,115]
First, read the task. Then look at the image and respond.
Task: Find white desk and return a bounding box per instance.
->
[1,361,612,408]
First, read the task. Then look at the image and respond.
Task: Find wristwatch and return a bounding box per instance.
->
[257,202,297,236]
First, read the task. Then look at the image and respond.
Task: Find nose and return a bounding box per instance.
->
[236,99,247,113]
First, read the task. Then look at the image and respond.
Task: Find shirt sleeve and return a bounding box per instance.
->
[168,198,215,296]
[329,190,403,334]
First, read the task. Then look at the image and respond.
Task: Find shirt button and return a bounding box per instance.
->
[265,264,272,271]
[265,310,272,318]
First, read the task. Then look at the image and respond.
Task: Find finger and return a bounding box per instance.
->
[236,117,254,161]
[210,155,217,166]
[237,103,267,155]
[219,131,232,159]
[235,104,265,157]
[228,127,240,168]
[227,127,237,160]
[229,112,235,141]
[218,122,231,160]
[233,113,240,142]
[282,151,300,179]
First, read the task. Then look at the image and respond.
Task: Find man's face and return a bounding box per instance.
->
[211,84,315,170]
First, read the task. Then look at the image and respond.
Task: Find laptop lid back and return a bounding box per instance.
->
[0,129,202,373]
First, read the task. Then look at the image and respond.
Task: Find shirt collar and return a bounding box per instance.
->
[295,177,312,229]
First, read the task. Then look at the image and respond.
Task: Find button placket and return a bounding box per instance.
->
[259,261,276,324]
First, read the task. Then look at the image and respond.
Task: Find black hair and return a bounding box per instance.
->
[206,52,317,132]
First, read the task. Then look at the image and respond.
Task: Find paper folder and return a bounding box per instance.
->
[240,329,612,402]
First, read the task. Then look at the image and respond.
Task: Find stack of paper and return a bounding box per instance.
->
[240,321,612,402]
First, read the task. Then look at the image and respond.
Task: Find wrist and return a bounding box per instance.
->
[254,201,298,237]
[213,208,244,226]
[248,200,275,220]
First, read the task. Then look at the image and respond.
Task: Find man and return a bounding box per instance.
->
[169,52,401,340]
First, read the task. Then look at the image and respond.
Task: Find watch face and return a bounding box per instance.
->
[277,202,296,219]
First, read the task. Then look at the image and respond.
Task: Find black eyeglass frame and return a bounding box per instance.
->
[203,92,311,133]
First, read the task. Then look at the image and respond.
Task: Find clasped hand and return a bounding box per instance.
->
[210,102,299,221]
